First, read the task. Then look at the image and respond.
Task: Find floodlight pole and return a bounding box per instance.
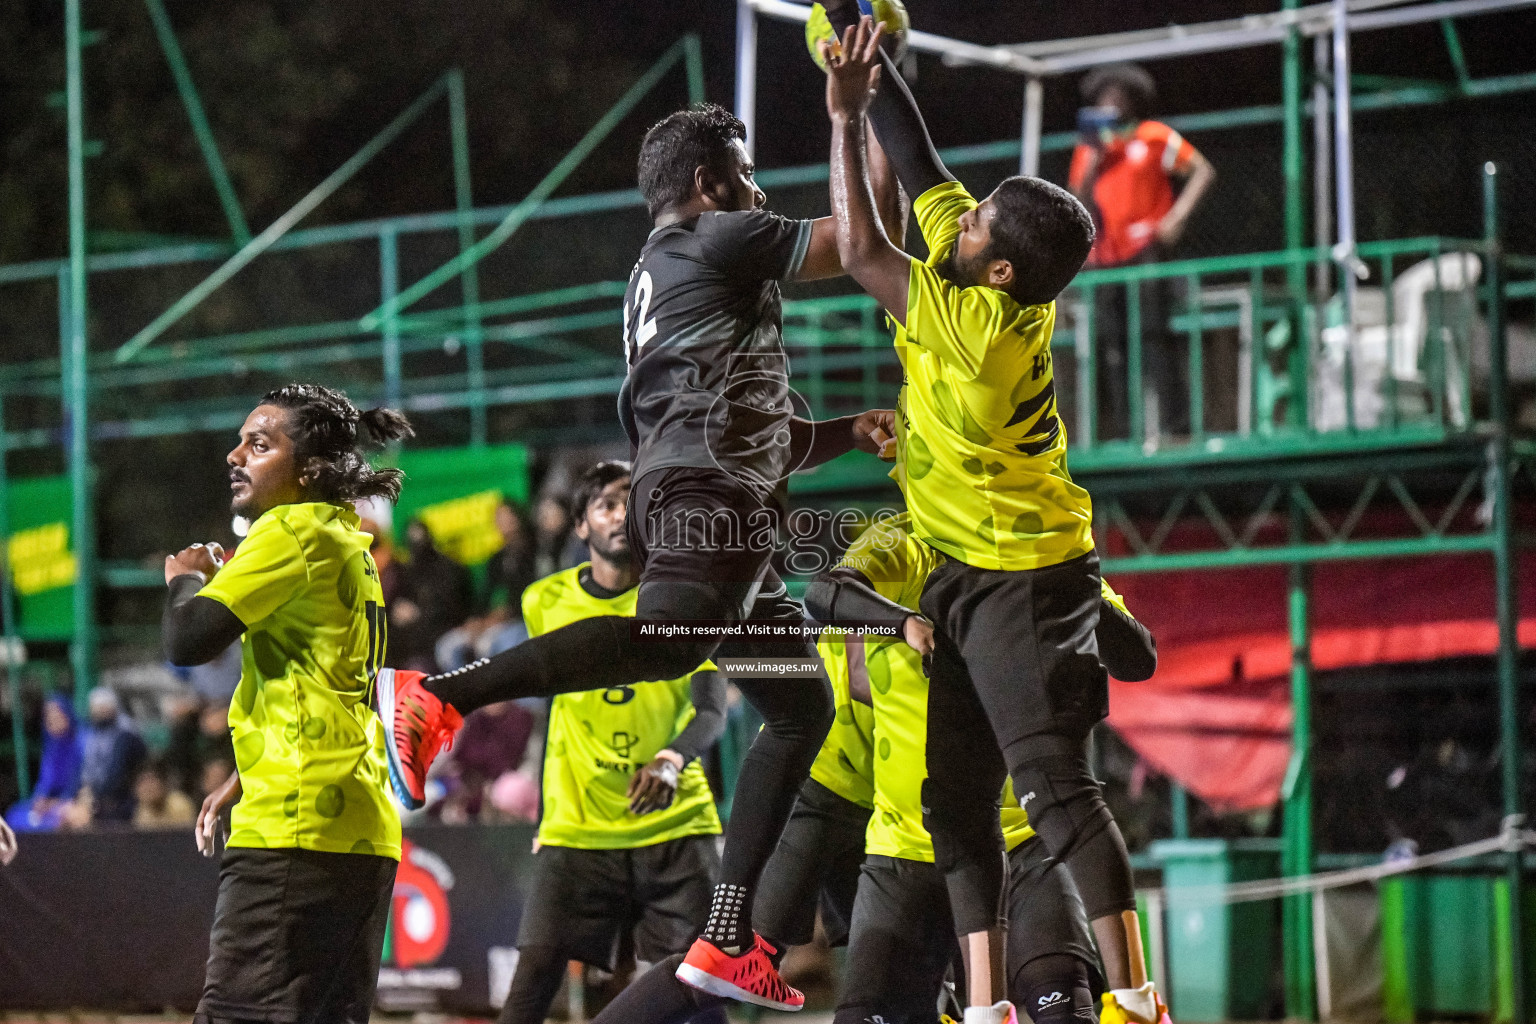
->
[1021,78,1043,176]
[736,0,759,158]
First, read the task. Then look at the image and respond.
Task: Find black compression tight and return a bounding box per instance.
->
[496,945,567,1024]
[1014,953,1096,1024]
[587,953,733,1024]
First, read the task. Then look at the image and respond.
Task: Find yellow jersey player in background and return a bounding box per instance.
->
[496,461,729,1024]
[162,383,412,1024]
[819,13,1163,1024]
[805,513,1154,1024]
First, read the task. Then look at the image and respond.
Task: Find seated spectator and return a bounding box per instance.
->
[436,501,536,672]
[534,493,584,577]
[79,687,148,825]
[132,760,195,829]
[387,519,473,672]
[439,701,535,821]
[201,756,235,808]
[163,697,235,800]
[4,693,83,832]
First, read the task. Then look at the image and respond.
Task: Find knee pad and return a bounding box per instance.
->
[1010,755,1114,861]
[1014,953,1094,1024]
[1011,756,1134,919]
[921,777,1007,935]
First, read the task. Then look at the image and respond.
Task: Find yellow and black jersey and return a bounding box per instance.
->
[523,566,721,850]
[199,502,399,859]
[892,180,1095,572]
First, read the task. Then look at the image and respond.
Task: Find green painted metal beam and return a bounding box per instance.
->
[1441,19,1473,87]
[362,36,693,329]
[446,68,487,445]
[0,390,27,798]
[1484,162,1527,1024]
[684,33,706,105]
[1099,531,1495,574]
[142,0,250,245]
[113,73,454,363]
[64,0,97,709]
[5,70,1535,290]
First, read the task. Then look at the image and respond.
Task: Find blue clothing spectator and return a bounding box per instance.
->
[5,694,84,832]
[79,687,147,825]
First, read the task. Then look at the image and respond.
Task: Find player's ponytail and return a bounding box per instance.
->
[261,383,416,505]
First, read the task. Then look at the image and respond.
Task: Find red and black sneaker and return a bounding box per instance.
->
[377,667,462,810]
[675,933,804,1011]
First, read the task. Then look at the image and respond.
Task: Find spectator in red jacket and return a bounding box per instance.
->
[1070,63,1215,446]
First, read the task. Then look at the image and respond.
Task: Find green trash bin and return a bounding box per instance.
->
[1151,838,1281,1022]
[1381,871,1536,1023]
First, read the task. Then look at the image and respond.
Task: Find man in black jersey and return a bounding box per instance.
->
[381,102,902,1011]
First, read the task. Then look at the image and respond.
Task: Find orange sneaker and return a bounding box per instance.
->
[377,668,462,810]
[675,934,804,1011]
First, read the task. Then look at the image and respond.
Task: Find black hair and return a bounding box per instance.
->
[569,460,632,522]
[260,383,414,504]
[637,103,747,219]
[983,176,1096,307]
[1080,63,1157,121]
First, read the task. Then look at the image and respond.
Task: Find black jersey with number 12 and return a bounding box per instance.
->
[617,209,813,507]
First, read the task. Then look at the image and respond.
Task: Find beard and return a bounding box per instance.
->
[936,246,989,289]
[590,534,633,568]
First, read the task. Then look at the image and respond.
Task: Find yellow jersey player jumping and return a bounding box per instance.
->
[819,13,1164,1024]
[589,511,1156,1024]
[162,383,412,1024]
[495,462,729,1024]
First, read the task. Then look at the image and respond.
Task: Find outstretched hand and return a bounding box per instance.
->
[850,408,897,460]
[821,17,883,121]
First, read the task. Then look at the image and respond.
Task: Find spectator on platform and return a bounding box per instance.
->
[435,501,537,672]
[386,518,473,672]
[132,760,196,829]
[79,687,148,825]
[1069,62,1216,445]
[4,693,84,832]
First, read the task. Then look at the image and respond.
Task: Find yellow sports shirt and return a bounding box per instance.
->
[524,567,722,850]
[200,502,400,860]
[892,180,1095,571]
[810,630,877,809]
[834,514,1035,861]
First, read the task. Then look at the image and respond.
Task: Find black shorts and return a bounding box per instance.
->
[197,847,396,1024]
[629,467,802,627]
[751,778,871,949]
[837,837,1102,1020]
[515,834,719,969]
[920,550,1108,762]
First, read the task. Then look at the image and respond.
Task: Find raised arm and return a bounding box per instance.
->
[823,1,952,199]
[824,19,915,324]
[163,543,245,666]
[795,126,908,281]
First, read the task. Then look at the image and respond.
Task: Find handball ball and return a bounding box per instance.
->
[807,1,910,71]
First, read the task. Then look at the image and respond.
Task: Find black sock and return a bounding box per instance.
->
[699,882,752,953]
[589,954,725,1024]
